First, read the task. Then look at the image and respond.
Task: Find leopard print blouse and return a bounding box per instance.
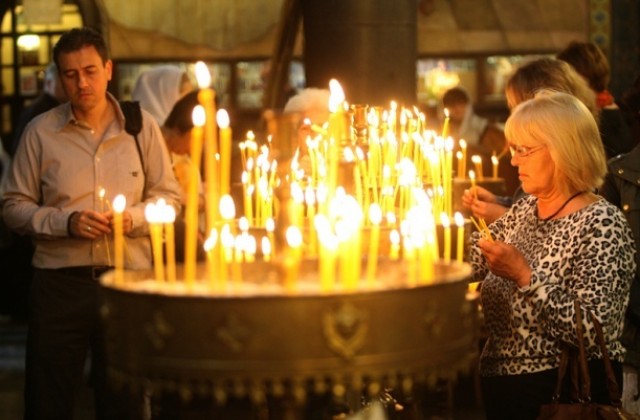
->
[470,195,637,377]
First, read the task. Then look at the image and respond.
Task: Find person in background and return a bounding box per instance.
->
[470,90,636,420]
[11,62,68,156]
[600,73,640,414]
[160,89,206,261]
[441,86,519,196]
[3,63,68,322]
[131,64,193,126]
[557,40,637,159]
[462,57,597,224]
[2,27,182,419]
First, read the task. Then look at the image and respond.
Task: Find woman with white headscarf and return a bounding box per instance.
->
[131,65,193,126]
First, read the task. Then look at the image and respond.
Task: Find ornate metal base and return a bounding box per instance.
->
[99,260,478,415]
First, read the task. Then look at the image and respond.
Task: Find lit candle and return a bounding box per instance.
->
[471,155,483,181]
[261,236,272,262]
[316,215,338,292]
[203,229,218,289]
[217,109,232,195]
[220,194,236,287]
[99,188,112,266]
[285,226,303,294]
[459,139,467,180]
[441,108,450,139]
[113,194,126,285]
[164,204,177,283]
[469,170,477,200]
[145,202,165,282]
[456,151,464,180]
[184,105,205,284]
[440,212,451,263]
[265,217,276,257]
[366,203,382,286]
[454,212,465,263]
[491,153,499,179]
[305,186,317,257]
[389,229,400,260]
[327,79,346,202]
[195,61,220,234]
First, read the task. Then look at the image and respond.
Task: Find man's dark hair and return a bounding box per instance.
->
[442,86,470,107]
[53,27,109,69]
[163,90,200,133]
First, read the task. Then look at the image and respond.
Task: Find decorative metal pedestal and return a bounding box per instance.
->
[99,260,478,418]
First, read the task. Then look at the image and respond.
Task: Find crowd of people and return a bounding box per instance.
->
[0,25,639,420]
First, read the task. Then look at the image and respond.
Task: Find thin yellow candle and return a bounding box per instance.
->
[203,229,218,289]
[366,204,382,286]
[241,171,253,223]
[164,205,177,283]
[440,213,451,263]
[441,108,450,138]
[220,195,236,287]
[145,202,165,282]
[113,194,126,285]
[195,61,220,232]
[316,215,338,292]
[99,188,112,266]
[285,226,303,294]
[217,109,232,195]
[472,155,483,181]
[469,170,477,200]
[459,139,467,179]
[305,186,317,257]
[456,151,464,180]
[184,105,205,284]
[389,229,400,260]
[491,154,499,179]
[266,218,276,258]
[261,236,272,262]
[454,212,465,263]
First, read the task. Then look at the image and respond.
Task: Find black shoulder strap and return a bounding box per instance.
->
[119,100,145,175]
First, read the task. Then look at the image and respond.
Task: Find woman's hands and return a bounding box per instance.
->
[462,186,508,224]
[477,238,532,288]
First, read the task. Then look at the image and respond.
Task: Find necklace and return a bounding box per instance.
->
[538,191,585,222]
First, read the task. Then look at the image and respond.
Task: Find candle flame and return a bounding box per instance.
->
[440,212,450,228]
[369,203,382,225]
[194,61,211,89]
[468,170,476,181]
[203,229,218,252]
[471,155,482,164]
[444,108,450,118]
[286,226,303,248]
[261,236,271,256]
[99,188,105,199]
[113,194,126,213]
[454,212,465,228]
[219,194,236,220]
[216,109,230,129]
[192,105,206,127]
[328,79,345,112]
[459,139,467,149]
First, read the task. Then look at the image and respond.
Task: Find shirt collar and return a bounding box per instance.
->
[55,92,126,132]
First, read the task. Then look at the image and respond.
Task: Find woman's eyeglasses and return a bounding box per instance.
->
[509,144,545,158]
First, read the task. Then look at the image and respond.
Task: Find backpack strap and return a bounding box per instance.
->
[119,100,147,197]
[119,100,145,174]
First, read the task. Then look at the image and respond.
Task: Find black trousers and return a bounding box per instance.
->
[24,267,128,420]
[481,359,623,420]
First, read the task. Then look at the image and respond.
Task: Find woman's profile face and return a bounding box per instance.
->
[510,140,554,196]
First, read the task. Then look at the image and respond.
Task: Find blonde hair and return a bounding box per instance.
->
[505,90,606,193]
[505,57,597,118]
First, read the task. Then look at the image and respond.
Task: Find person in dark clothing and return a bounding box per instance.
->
[600,73,640,414]
[10,62,67,156]
[557,41,638,159]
